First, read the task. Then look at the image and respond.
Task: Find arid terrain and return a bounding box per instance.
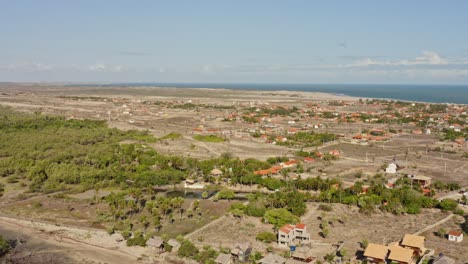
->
[0,83,467,263]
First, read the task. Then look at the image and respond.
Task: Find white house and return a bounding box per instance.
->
[277,223,310,247]
[448,230,463,242]
[385,163,398,174]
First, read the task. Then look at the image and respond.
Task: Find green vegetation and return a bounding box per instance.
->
[217,188,235,200]
[126,230,147,247]
[256,231,277,243]
[264,208,299,228]
[0,107,194,193]
[157,132,182,141]
[462,216,468,234]
[438,199,458,211]
[177,239,199,258]
[242,116,259,123]
[432,181,461,191]
[442,128,468,141]
[0,235,10,257]
[245,106,299,117]
[278,131,336,147]
[193,135,225,143]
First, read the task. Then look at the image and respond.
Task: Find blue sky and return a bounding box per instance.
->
[1,0,468,83]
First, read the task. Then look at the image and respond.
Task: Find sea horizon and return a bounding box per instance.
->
[65,82,468,105]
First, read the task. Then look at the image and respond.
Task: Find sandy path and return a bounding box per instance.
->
[412,213,454,235]
[0,215,146,264]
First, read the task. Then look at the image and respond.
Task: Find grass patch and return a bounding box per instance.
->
[193,135,225,143]
[158,132,182,141]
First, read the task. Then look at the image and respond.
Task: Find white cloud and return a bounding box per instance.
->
[343,50,452,68]
[88,63,127,72]
[4,61,53,71]
[89,63,107,72]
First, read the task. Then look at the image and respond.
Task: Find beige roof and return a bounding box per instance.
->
[363,243,388,260]
[231,242,251,255]
[401,234,425,249]
[388,245,414,263]
[215,253,232,264]
[259,253,286,264]
[433,256,455,264]
[147,236,163,247]
[292,246,314,260]
[407,175,431,181]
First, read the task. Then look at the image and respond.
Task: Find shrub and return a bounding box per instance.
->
[256,232,277,243]
[0,235,11,257]
[178,240,199,258]
[263,208,299,228]
[126,231,147,247]
[217,188,235,200]
[438,199,458,211]
[318,204,333,212]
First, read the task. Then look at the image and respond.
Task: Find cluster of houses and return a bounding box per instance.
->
[364,234,427,264]
[145,217,465,264]
[364,231,463,264]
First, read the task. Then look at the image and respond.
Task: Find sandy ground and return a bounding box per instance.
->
[0,215,150,264]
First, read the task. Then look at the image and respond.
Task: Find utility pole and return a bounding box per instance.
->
[444,162,447,177]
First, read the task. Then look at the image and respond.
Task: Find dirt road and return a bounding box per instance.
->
[0,215,145,264]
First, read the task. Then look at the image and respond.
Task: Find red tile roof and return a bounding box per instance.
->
[448,230,462,237]
[295,223,305,229]
[279,224,295,234]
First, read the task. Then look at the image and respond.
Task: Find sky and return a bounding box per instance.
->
[1,0,468,84]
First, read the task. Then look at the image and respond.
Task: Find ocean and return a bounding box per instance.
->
[94,83,468,105]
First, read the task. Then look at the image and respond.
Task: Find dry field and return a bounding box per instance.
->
[195,202,463,262]
[421,215,468,263]
[301,203,461,261]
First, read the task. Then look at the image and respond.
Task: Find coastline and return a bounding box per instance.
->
[2,82,468,105]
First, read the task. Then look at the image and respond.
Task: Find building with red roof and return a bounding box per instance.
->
[277,223,310,247]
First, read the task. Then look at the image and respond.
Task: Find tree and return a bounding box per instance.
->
[217,188,235,200]
[462,216,468,234]
[361,238,369,249]
[231,209,244,218]
[263,208,299,228]
[0,183,5,197]
[256,231,277,243]
[439,199,458,211]
[202,191,208,199]
[177,240,199,258]
[324,253,335,262]
[436,228,446,238]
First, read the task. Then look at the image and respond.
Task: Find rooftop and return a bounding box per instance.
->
[401,234,425,249]
[388,245,414,263]
[363,243,388,260]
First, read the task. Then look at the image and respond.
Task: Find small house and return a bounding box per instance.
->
[278,223,310,247]
[400,234,426,257]
[258,253,286,264]
[231,243,252,262]
[363,243,388,264]
[407,175,432,188]
[147,236,164,254]
[385,163,398,174]
[167,238,180,252]
[447,230,463,242]
[291,246,316,263]
[387,245,416,264]
[432,255,455,264]
[215,253,233,264]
